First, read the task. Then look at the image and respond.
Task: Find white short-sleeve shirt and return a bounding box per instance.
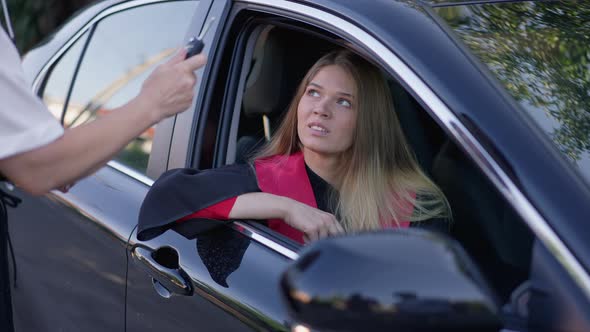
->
[0,28,64,160]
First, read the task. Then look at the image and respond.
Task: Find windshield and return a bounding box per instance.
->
[437,1,590,186]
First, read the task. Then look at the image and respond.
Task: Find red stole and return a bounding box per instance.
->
[254,151,410,244]
[255,152,311,243]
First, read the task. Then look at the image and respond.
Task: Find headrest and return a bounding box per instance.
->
[242,27,289,116]
[242,27,335,118]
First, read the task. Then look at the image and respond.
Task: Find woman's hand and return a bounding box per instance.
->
[229,192,344,243]
[282,199,344,243]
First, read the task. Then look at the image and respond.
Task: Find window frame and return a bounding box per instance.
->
[38,28,92,125]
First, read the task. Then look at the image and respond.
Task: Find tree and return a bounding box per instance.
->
[439,2,590,163]
[2,0,95,53]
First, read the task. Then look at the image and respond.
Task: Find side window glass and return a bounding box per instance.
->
[41,31,90,123]
[64,1,199,174]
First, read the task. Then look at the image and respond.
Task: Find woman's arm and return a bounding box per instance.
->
[230,192,344,242]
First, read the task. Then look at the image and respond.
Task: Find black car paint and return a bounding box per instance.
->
[282,230,502,332]
[7,167,140,331]
[7,0,589,331]
[126,226,292,331]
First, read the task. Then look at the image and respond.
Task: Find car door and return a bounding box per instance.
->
[9,1,202,331]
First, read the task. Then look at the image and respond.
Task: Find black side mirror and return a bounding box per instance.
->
[281,229,502,332]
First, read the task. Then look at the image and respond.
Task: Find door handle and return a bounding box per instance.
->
[132,247,193,296]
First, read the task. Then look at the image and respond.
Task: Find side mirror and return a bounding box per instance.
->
[281,229,502,332]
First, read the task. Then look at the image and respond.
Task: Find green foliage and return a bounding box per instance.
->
[439,2,590,163]
[115,139,150,174]
[2,0,94,53]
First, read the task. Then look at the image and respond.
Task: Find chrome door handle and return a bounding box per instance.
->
[132,247,193,296]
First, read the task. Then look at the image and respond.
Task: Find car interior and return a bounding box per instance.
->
[227,26,338,164]
[203,17,536,308]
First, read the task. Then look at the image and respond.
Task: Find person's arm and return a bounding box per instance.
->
[136,164,341,242]
[173,191,344,242]
[230,192,344,242]
[0,50,206,195]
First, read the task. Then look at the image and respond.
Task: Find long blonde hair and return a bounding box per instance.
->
[256,50,450,231]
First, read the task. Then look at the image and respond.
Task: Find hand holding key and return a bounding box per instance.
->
[135,51,206,124]
[185,17,215,59]
[134,17,214,123]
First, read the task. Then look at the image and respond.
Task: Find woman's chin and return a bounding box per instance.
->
[302,144,346,157]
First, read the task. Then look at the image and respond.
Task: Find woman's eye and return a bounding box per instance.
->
[307,89,320,97]
[337,99,352,108]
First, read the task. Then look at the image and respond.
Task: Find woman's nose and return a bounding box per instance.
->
[313,99,331,118]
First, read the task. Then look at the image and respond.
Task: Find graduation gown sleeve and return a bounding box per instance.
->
[137,163,260,241]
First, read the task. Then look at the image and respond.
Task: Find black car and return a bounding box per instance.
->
[6,0,590,331]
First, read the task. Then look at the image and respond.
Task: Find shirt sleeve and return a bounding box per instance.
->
[137,163,261,241]
[0,29,64,160]
[177,197,238,221]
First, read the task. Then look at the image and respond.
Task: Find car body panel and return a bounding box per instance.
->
[126,227,292,331]
[7,166,144,331]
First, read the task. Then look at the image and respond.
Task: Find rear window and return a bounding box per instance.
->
[438,2,590,186]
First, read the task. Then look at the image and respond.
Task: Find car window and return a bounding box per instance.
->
[196,13,537,305]
[438,2,590,188]
[62,0,199,174]
[41,31,90,123]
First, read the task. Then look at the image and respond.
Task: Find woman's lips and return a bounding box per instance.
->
[308,122,329,136]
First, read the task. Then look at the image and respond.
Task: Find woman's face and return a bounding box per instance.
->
[297,65,358,157]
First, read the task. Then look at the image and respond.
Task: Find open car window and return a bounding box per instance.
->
[191,8,536,308]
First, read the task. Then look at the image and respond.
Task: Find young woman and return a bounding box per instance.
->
[138,50,450,244]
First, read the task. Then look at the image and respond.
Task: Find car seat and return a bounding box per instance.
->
[388,80,441,174]
[236,27,335,163]
[431,139,534,302]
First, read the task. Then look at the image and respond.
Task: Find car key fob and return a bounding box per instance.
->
[185,37,204,59]
[184,17,215,59]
